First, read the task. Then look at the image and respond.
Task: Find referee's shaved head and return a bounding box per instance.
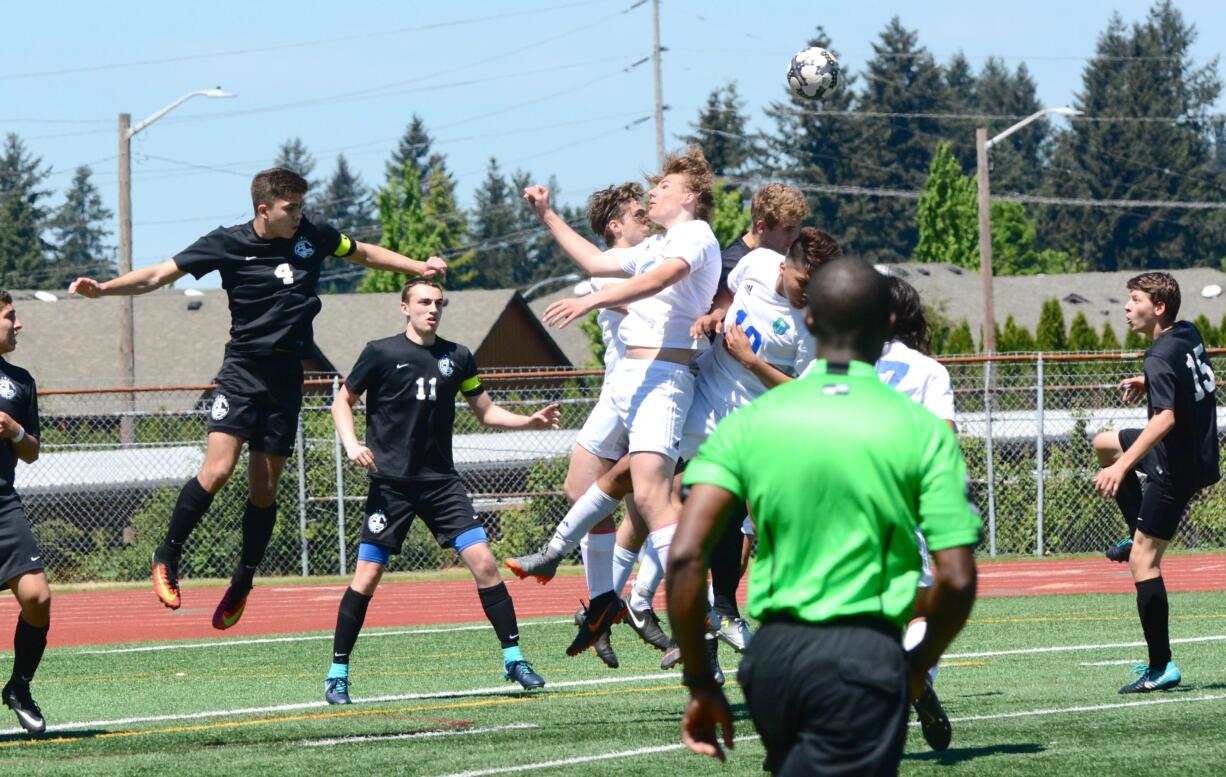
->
[806,257,893,363]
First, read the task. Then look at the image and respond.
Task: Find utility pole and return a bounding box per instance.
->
[118,113,136,444]
[651,0,665,169]
[976,127,996,354]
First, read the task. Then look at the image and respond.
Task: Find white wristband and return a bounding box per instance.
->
[12,425,24,444]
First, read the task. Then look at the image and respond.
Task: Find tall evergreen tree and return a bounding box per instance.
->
[273,138,317,189]
[0,134,52,289]
[1040,2,1226,270]
[1100,321,1122,350]
[972,59,1047,194]
[467,158,521,289]
[915,143,977,266]
[422,165,475,288]
[386,115,435,185]
[1067,311,1100,350]
[710,183,752,248]
[47,165,113,286]
[360,162,444,294]
[680,82,758,177]
[315,155,376,292]
[1036,298,1068,351]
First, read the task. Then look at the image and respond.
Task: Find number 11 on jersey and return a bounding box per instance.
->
[415,377,437,400]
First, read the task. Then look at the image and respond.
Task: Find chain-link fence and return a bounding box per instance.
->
[18,353,1226,583]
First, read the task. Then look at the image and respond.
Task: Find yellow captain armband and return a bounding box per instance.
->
[460,376,482,394]
[334,233,357,257]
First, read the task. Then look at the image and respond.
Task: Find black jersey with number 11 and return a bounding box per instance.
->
[345,334,484,482]
[1144,320,1220,489]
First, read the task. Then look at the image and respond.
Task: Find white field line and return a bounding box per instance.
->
[0,671,688,737]
[945,633,1226,660]
[431,694,1226,777]
[78,619,572,655]
[1080,660,1143,667]
[300,722,538,747]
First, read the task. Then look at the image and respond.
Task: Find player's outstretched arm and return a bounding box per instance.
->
[541,257,689,328]
[345,242,448,282]
[466,393,560,431]
[331,384,377,472]
[523,185,624,277]
[68,258,185,298]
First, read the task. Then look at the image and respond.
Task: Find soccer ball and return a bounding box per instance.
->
[787,46,840,100]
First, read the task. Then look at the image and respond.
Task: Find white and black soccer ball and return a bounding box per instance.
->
[787,46,840,100]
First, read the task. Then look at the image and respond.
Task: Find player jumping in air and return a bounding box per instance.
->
[68,168,446,630]
[324,280,559,702]
[1092,272,1219,694]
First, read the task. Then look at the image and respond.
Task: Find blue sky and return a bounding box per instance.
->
[3,0,1223,288]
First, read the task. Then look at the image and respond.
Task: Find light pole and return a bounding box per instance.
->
[117,88,234,442]
[976,107,1079,353]
[521,272,582,301]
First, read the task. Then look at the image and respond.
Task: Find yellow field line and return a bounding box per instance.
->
[0,683,682,749]
[970,614,1226,624]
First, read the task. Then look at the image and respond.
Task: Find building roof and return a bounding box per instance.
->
[528,286,599,369]
[885,264,1226,345]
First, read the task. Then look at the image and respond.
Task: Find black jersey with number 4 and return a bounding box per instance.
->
[173,216,357,356]
[1144,321,1220,489]
[345,334,484,482]
[0,359,38,494]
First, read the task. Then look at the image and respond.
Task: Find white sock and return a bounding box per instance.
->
[630,540,662,612]
[632,523,675,609]
[581,531,616,598]
[903,618,939,684]
[547,485,620,557]
[612,543,639,597]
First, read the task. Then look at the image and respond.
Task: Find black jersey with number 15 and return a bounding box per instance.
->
[1144,320,1220,489]
[173,216,357,356]
[0,359,38,494]
[345,334,485,482]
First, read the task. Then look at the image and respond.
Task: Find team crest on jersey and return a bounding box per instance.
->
[772,317,790,335]
[437,356,455,377]
[293,237,315,258]
[210,393,230,420]
[367,510,387,534]
[0,377,15,401]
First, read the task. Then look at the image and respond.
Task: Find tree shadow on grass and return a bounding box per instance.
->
[904,742,1045,765]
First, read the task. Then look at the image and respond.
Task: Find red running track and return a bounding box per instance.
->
[5,554,1226,649]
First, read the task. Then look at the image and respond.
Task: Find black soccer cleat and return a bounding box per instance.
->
[3,680,46,734]
[1105,538,1133,563]
[623,597,674,652]
[705,636,725,686]
[324,676,352,705]
[504,660,546,689]
[566,592,627,657]
[913,680,952,751]
[575,606,619,668]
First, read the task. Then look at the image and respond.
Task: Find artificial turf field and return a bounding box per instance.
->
[3,589,1226,776]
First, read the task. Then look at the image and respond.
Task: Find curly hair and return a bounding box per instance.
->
[648,146,714,222]
[786,226,842,269]
[1127,271,1181,322]
[586,183,645,247]
[887,275,931,354]
[250,168,308,214]
[752,184,810,230]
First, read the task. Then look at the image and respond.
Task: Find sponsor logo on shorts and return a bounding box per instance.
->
[367,510,387,534]
[772,317,790,335]
[0,377,16,400]
[293,237,315,258]
[210,393,230,420]
[437,356,454,377]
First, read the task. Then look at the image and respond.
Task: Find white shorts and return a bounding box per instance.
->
[574,387,628,461]
[608,358,695,460]
[678,385,735,461]
[916,528,932,588]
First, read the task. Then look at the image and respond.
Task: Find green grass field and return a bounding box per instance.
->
[3,591,1226,775]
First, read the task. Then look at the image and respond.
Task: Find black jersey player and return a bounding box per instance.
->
[68,168,447,630]
[323,280,559,702]
[1093,271,1219,694]
[0,292,50,734]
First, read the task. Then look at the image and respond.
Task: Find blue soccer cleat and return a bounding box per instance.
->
[1119,661,1181,694]
[1105,538,1133,563]
[504,660,545,689]
[324,676,352,705]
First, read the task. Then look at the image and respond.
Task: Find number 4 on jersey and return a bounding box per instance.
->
[274,263,295,285]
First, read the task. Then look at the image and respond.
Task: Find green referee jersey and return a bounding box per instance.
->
[683,359,981,631]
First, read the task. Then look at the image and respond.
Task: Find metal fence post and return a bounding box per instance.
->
[984,357,997,557]
[296,412,308,576]
[1035,354,1045,558]
[332,377,347,576]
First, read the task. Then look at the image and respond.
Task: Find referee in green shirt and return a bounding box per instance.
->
[667,257,980,775]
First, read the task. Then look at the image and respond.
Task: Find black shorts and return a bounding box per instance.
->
[1119,428,1199,541]
[739,618,908,776]
[0,492,44,586]
[359,477,481,554]
[206,353,304,456]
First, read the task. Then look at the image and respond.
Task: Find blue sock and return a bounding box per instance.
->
[327,661,349,680]
[502,645,524,665]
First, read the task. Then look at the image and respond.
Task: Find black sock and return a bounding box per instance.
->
[238,502,278,572]
[477,582,520,649]
[331,587,372,664]
[11,616,49,684]
[1136,577,1171,670]
[157,478,215,561]
[710,504,748,619]
[1115,470,1143,536]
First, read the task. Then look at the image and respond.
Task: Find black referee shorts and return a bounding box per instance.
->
[359,477,481,554]
[739,617,908,776]
[0,492,44,586]
[1119,428,1199,542]
[206,353,304,457]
